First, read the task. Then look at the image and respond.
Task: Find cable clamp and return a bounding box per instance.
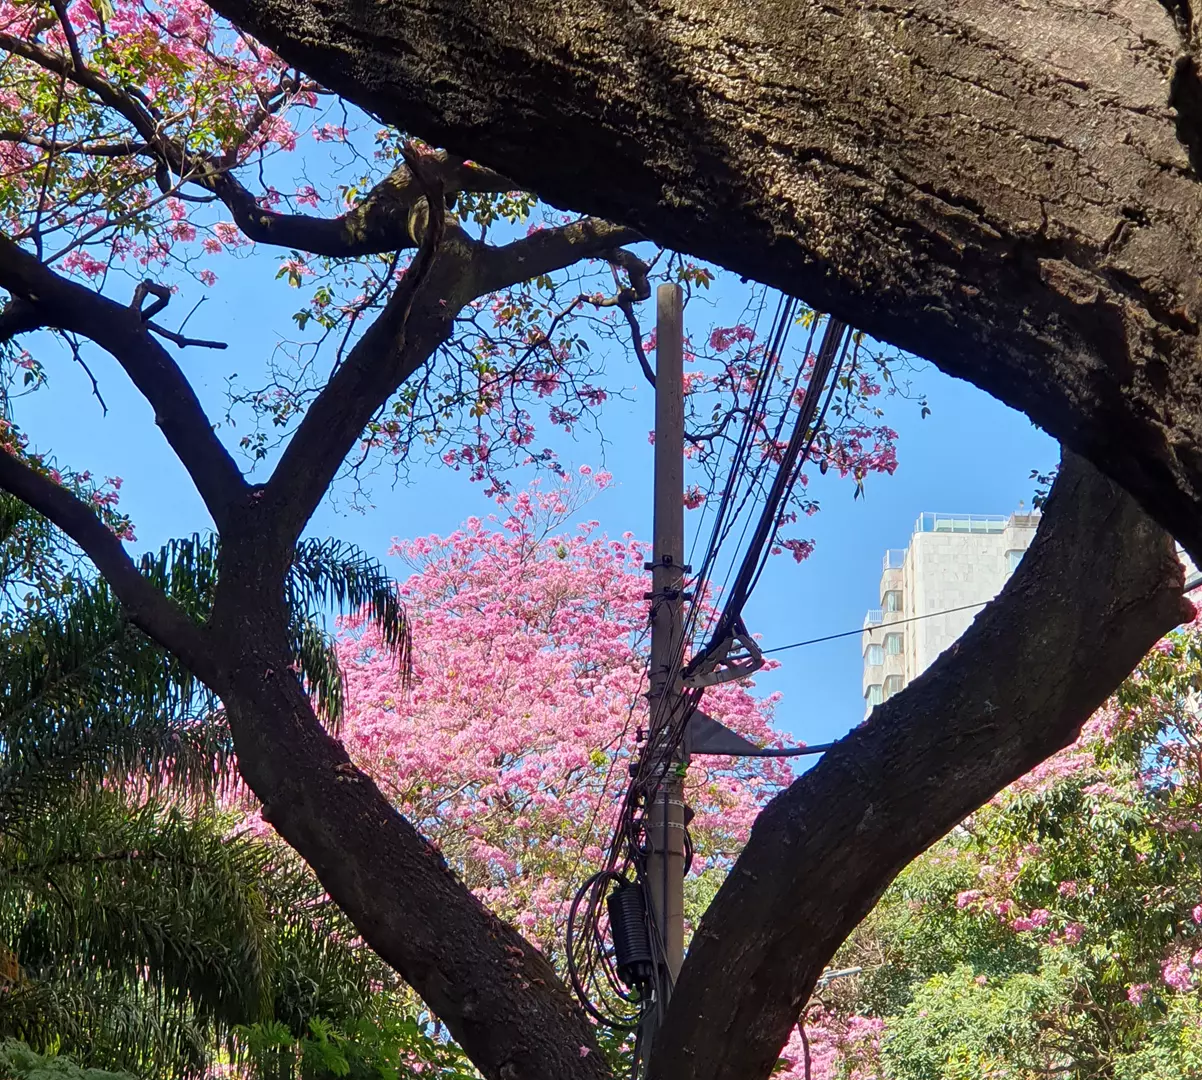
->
[683,627,764,688]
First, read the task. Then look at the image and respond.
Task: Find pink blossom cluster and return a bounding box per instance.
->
[334,477,793,951]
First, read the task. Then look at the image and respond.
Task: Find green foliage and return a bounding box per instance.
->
[823,625,1202,1079]
[1114,997,1202,1080]
[234,1006,477,1080]
[0,529,416,1078]
[0,1041,136,1080]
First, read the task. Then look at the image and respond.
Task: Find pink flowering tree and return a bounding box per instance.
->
[335,476,794,955]
[0,3,1192,1080]
[796,613,1202,1079]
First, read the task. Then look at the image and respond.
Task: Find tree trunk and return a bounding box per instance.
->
[205,0,1202,561]
[212,629,612,1080]
[650,452,1192,1080]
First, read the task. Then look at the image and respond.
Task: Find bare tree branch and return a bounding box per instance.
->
[209,153,517,257]
[0,448,216,681]
[0,235,248,527]
[474,218,644,295]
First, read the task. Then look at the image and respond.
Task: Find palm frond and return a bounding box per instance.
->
[289,618,345,731]
[0,793,394,1077]
[289,538,411,679]
[0,578,228,816]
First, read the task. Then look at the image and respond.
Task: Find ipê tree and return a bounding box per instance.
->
[333,476,795,957]
[0,5,1194,1080]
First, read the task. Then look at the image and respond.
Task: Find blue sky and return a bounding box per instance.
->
[11,129,1058,753]
[15,254,1056,754]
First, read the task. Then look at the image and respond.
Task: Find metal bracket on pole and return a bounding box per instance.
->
[682,627,764,688]
[683,709,835,759]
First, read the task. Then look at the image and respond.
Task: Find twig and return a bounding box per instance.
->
[65,332,108,414]
[146,321,227,350]
[31,70,68,259]
[176,297,205,336]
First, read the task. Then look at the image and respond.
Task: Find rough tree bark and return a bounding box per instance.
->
[203,0,1202,563]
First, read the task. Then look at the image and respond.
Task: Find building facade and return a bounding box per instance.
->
[861,510,1041,717]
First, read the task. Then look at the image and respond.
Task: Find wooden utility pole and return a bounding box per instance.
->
[646,283,687,1014]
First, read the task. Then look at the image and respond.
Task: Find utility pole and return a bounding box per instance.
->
[645,282,687,1027]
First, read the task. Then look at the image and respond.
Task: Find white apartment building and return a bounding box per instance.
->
[861,512,1202,717]
[861,510,1041,716]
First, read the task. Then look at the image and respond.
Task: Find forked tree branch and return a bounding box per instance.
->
[259,209,651,555]
[0,235,248,528]
[651,452,1193,1080]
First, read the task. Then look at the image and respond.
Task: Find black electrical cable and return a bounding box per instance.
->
[742,324,854,606]
[691,300,799,644]
[761,600,992,655]
[689,318,847,672]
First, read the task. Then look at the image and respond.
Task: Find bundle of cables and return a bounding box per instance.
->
[565,304,855,1067]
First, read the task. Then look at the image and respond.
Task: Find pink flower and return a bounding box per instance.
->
[1128,982,1150,1005]
[1063,923,1084,944]
[1057,880,1078,898]
[1163,957,1193,992]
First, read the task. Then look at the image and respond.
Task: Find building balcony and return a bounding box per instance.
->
[915,512,1007,535]
[883,548,906,571]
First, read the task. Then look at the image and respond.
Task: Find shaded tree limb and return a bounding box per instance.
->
[651,451,1192,1080]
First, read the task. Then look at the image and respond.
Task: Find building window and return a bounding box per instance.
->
[865,684,883,707]
[883,590,903,612]
[884,674,904,699]
[885,632,903,655]
[865,644,884,666]
[1006,549,1024,574]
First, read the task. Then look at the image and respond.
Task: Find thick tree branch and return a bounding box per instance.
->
[212,640,611,1080]
[474,218,644,295]
[257,185,460,554]
[0,236,248,527]
[210,153,515,257]
[202,0,1202,565]
[0,449,216,682]
[652,452,1193,1080]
